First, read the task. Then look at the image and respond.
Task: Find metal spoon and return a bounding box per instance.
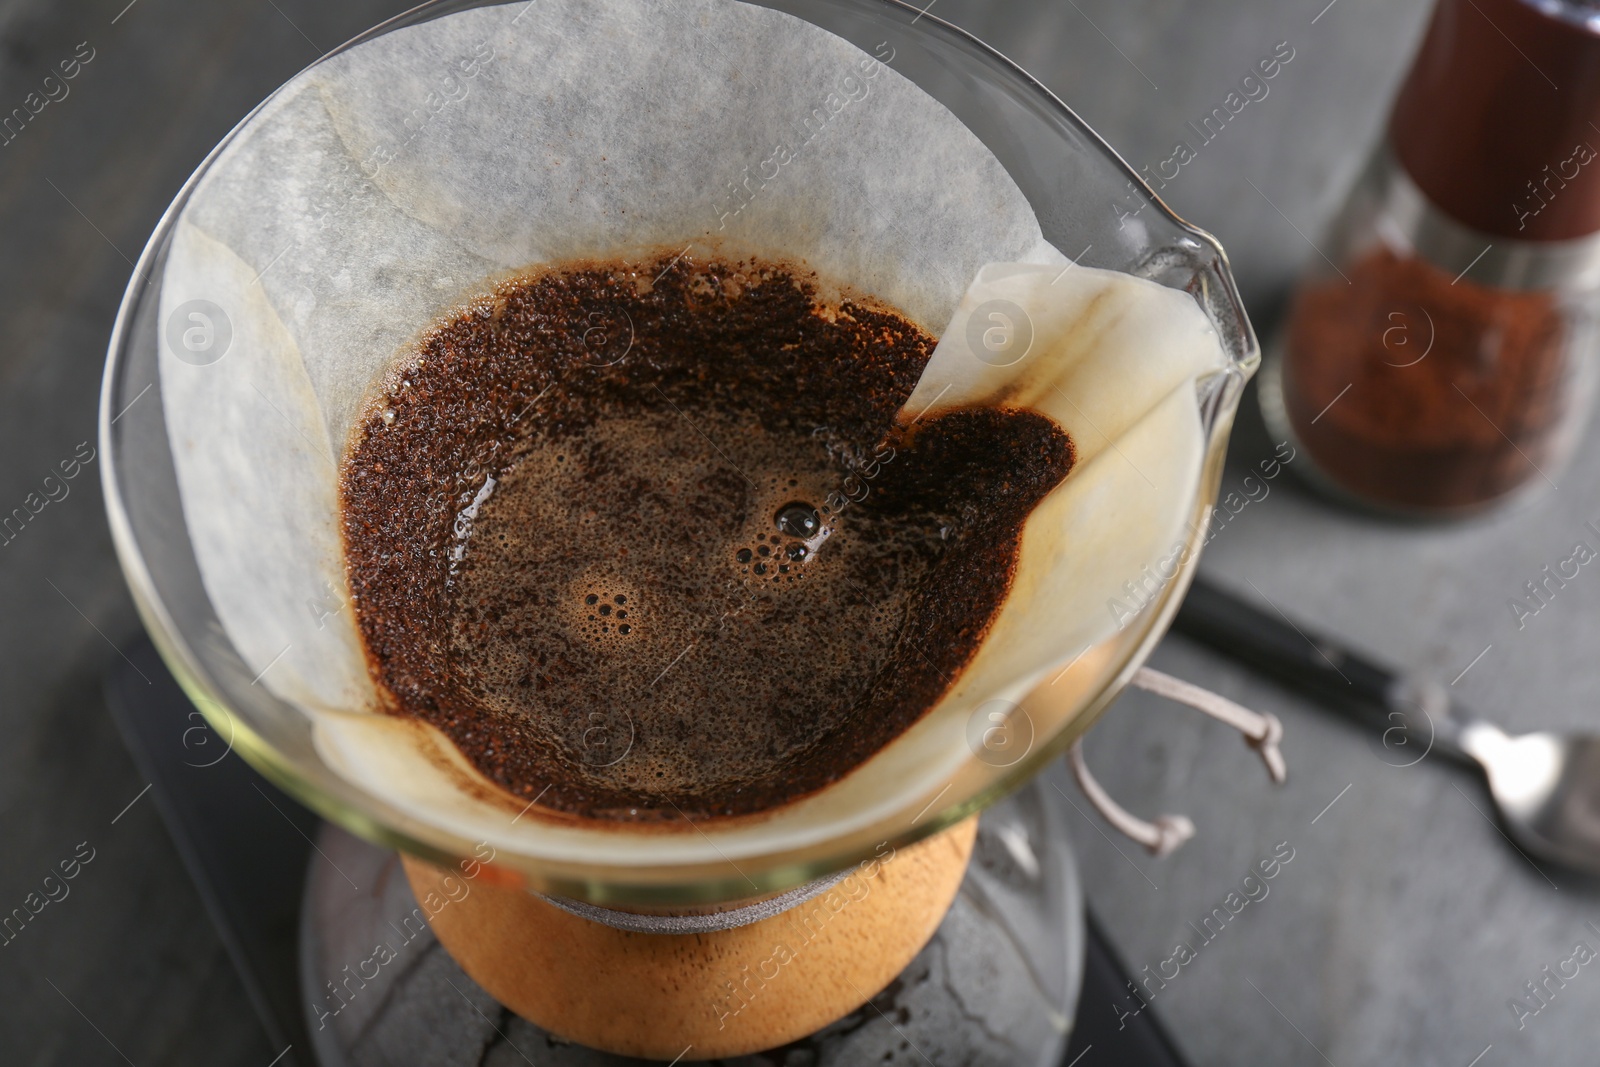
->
[1174,576,1600,874]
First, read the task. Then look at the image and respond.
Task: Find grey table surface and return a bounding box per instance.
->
[4,0,1589,1064]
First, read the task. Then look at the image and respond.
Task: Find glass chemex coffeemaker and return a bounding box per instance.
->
[101,0,1263,1060]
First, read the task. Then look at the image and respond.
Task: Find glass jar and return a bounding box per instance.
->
[1263,0,1600,516]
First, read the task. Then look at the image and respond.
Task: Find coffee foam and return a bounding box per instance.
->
[444,408,953,811]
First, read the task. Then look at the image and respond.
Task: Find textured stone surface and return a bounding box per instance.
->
[0,2,417,1064]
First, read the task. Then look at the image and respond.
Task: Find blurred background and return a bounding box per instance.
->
[9,0,1600,1064]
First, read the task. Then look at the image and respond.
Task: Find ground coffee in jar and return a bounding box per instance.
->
[1281,248,1569,510]
[1268,0,1600,515]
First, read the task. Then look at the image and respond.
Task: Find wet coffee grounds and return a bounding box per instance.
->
[1282,246,1567,510]
[340,251,1074,822]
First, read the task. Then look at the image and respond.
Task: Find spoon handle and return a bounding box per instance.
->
[1173,575,1470,762]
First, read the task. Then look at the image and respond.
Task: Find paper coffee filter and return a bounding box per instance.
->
[158,0,1226,873]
